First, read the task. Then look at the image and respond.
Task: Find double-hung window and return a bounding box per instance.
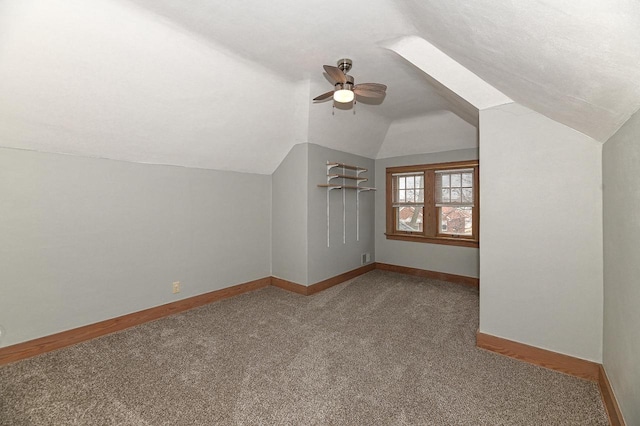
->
[435,168,474,236]
[386,161,479,248]
[392,173,425,233]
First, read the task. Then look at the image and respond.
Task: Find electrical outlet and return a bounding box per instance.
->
[172,281,181,294]
[365,253,371,262]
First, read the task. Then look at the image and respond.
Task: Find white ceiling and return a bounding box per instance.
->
[124,0,456,122]
[0,0,638,173]
[397,0,640,142]
[377,112,478,160]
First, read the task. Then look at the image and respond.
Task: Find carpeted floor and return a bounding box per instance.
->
[0,271,608,425]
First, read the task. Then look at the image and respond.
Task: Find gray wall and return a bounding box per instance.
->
[0,148,271,347]
[479,103,603,362]
[307,144,375,284]
[271,143,308,285]
[374,149,480,278]
[603,108,640,425]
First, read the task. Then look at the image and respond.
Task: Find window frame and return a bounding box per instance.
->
[385,160,479,248]
[391,172,426,234]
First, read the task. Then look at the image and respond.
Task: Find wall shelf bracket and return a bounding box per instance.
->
[318,162,376,247]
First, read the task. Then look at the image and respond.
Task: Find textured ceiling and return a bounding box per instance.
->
[377,111,478,160]
[123,0,640,142]
[124,0,452,121]
[398,0,640,141]
[0,0,638,173]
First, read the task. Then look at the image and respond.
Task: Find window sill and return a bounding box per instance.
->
[384,233,479,248]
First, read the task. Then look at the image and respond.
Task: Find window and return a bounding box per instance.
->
[392,173,424,233]
[436,169,474,237]
[385,161,479,247]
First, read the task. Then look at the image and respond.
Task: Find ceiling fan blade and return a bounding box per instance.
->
[354,87,386,98]
[353,83,387,92]
[313,91,334,101]
[323,65,347,84]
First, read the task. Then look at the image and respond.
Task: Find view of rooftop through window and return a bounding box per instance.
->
[436,169,474,236]
[394,173,424,232]
[387,161,478,246]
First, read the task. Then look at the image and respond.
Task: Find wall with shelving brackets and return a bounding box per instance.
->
[271,143,376,287]
[318,162,376,247]
[308,145,376,285]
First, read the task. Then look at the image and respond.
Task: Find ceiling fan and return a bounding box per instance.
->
[313,58,387,104]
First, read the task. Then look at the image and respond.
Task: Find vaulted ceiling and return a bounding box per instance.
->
[0,0,638,173]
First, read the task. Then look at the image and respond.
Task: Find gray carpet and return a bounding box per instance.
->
[0,271,608,425]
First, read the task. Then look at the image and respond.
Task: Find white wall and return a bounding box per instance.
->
[272,144,309,285]
[479,102,603,362]
[602,108,640,425]
[271,143,376,286]
[307,144,376,284]
[375,149,479,278]
[0,148,271,347]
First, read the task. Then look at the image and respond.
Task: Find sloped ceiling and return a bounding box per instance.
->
[0,0,638,173]
[398,0,640,142]
[0,0,306,174]
[377,112,478,160]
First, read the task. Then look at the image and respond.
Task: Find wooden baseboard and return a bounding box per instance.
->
[598,365,626,426]
[273,263,476,295]
[271,276,308,295]
[1,264,377,365]
[375,262,479,288]
[2,270,627,425]
[308,263,376,295]
[476,331,600,381]
[271,264,376,296]
[0,277,271,366]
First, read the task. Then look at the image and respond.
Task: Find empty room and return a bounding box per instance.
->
[1,0,638,424]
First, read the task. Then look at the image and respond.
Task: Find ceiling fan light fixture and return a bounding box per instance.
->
[333,89,354,103]
[313,59,386,106]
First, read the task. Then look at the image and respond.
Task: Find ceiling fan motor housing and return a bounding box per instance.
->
[335,74,354,91]
[337,58,353,73]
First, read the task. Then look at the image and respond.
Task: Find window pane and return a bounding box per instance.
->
[462,188,473,203]
[394,173,425,205]
[396,206,423,232]
[406,189,414,203]
[451,188,461,203]
[462,172,473,187]
[451,173,461,187]
[441,188,450,203]
[440,206,473,236]
[442,174,450,187]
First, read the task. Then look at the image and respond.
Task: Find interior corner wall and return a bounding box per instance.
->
[307,143,375,284]
[271,143,309,285]
[479,103,603,362]
[0,148,271,348]
[374,149,480,278]
[602,108,640,425]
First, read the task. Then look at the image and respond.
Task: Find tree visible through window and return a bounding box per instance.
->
[385,161,479,247]
[393,173,424,232]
